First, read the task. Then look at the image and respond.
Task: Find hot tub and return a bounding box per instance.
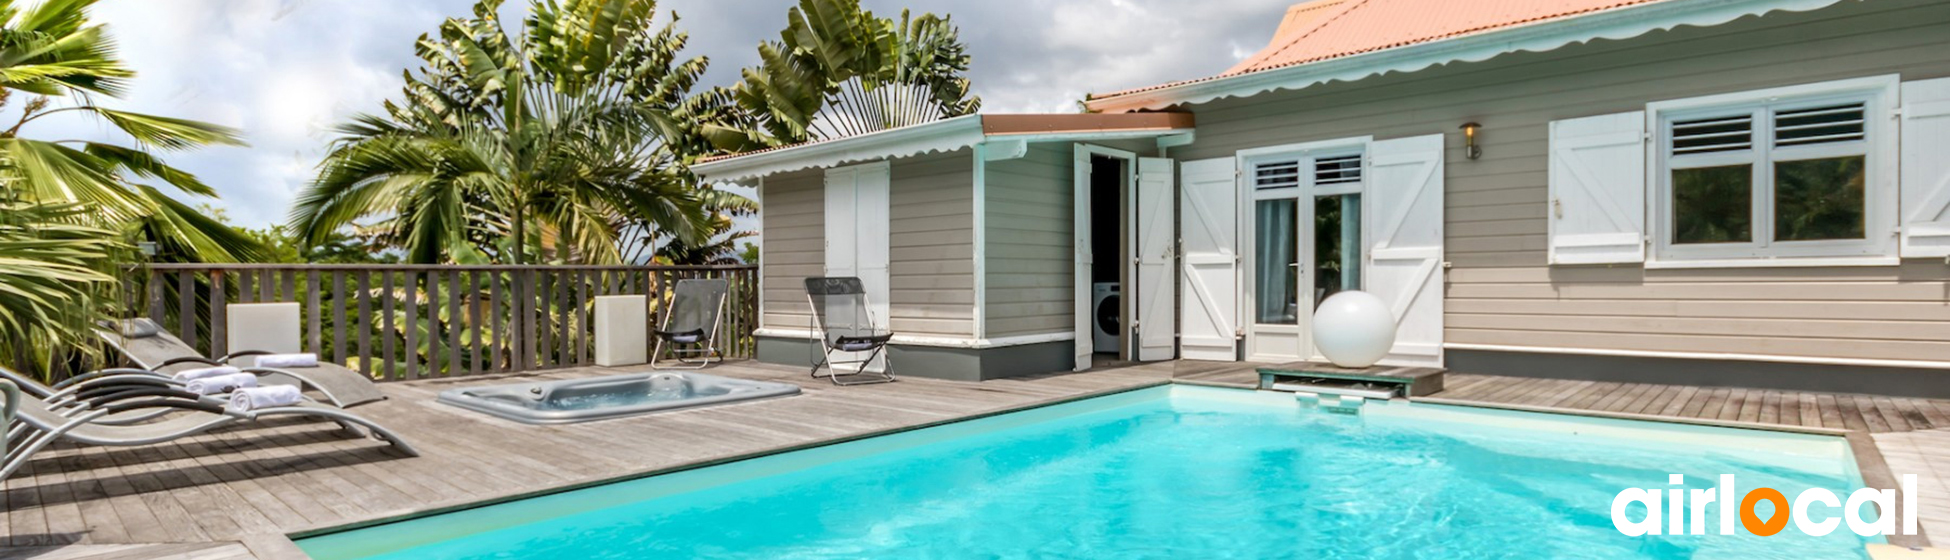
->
[436,372,801,424]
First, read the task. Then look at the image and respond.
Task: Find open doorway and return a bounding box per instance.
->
[1088,154,1126,367]
[1074,144,1137,371]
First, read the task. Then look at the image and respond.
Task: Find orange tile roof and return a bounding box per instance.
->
[1094,0,1674,102]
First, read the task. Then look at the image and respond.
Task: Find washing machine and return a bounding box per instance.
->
[1091,282,1121,352]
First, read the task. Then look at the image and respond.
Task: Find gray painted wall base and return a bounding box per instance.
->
[1449,349,1950,400]
[756,336,1074,382]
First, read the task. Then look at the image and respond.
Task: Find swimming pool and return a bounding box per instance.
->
[297,385,1877,559]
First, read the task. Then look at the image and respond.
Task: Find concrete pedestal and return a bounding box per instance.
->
[227,302,302,367]
[594,295,648,367]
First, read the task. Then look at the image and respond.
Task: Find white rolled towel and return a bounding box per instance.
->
[186,372,258,395]
[173,366,242,382]
[256,353,319,368]
[226,385,303,413]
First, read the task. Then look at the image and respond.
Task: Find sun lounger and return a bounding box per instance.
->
[97,319,386,408]
[0,377,416,481]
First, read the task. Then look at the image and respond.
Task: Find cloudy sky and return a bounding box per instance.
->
[39,0,1292,228]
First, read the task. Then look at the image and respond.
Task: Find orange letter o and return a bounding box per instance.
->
[1741,488,1791,536]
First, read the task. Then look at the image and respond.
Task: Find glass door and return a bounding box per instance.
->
[1246,149,1365,363]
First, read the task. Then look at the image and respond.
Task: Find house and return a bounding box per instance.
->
[693,0,1950,397]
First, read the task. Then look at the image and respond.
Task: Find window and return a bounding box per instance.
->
[1247,144,1366,325]
[1313,193,1360,306]
[1651,76,1897,265]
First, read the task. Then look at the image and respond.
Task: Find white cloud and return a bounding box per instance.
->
[28,0,1295,227]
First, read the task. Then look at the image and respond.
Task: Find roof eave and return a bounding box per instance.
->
[1084,0,1853,113]
[693,113,1196,183]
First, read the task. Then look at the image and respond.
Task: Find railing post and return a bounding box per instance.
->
[404,270,419,380]
[383,271,398,381]
[306,270,322,356]
[447,270,462,376]
[210,270,228,358]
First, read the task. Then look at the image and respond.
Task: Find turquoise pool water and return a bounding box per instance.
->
[299,386,1877,559]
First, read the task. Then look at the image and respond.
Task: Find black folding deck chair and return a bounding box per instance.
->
[805,277,895,385]
[652,278,730,369]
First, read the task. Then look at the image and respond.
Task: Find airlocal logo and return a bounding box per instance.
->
[1612,474,1920,537]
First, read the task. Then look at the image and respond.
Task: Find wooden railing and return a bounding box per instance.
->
[124,264,757,381]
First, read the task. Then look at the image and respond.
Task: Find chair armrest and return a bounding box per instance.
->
[157,356,225,368]
[50,368,168,390]
[1,380,18,437]
[102,398,224,416]
[72,377,180,403]
[218,350,273,362]
[85,387,204,409]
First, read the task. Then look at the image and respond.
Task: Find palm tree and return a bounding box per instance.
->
[291,0,728,265]
[0,192,124,374]
[702,0,982,152]
[631,189,758,265]
[0,0,265,263]
[726,0,982,145]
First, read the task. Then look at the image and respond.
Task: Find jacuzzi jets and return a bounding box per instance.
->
[437,372,801,424]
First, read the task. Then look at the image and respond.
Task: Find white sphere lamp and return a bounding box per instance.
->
[1311,291,1396,368]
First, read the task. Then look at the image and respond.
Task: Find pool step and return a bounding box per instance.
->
[1292,391,1368,414]
[1270,380,1398,400]
[1256,361,1444,398]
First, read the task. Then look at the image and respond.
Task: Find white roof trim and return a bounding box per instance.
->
[694,115,985,183]
[1087,0,1854,113]
[693,114,1196,183]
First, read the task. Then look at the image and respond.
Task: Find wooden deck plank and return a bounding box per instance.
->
[1528,380,1597,408]
[1584,382,1634,413]
[1795,393,1821,429]
[1757,391,1781,425]
[68,448,129,545]
[1873,396,1914,433]
[1556,380,1619,410]
[1854,396,1892,433]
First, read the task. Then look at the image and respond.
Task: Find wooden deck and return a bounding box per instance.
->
[4,359,1948,557]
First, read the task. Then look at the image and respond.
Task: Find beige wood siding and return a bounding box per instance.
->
[759,168,825,332]
[890,150,977,338]
[1167,0,1950,363]
[984,143,1075,338]
[759,151,977,339]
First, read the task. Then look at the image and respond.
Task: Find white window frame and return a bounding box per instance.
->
[1236,136,1370,362]
[1647,75,1900,269]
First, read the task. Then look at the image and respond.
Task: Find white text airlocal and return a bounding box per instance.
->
[1611,474,1920,537]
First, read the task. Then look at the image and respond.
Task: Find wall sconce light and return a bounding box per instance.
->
[1460,122,1483,160]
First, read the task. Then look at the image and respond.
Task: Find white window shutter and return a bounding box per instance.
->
[824,168,858,277]
[1134,157,1177,362]
[1178,158,1238,362]
[824,164,891,370]
[1901,78,1950,258]
[1365,134,1444,368]
[1547,111,1647,264]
